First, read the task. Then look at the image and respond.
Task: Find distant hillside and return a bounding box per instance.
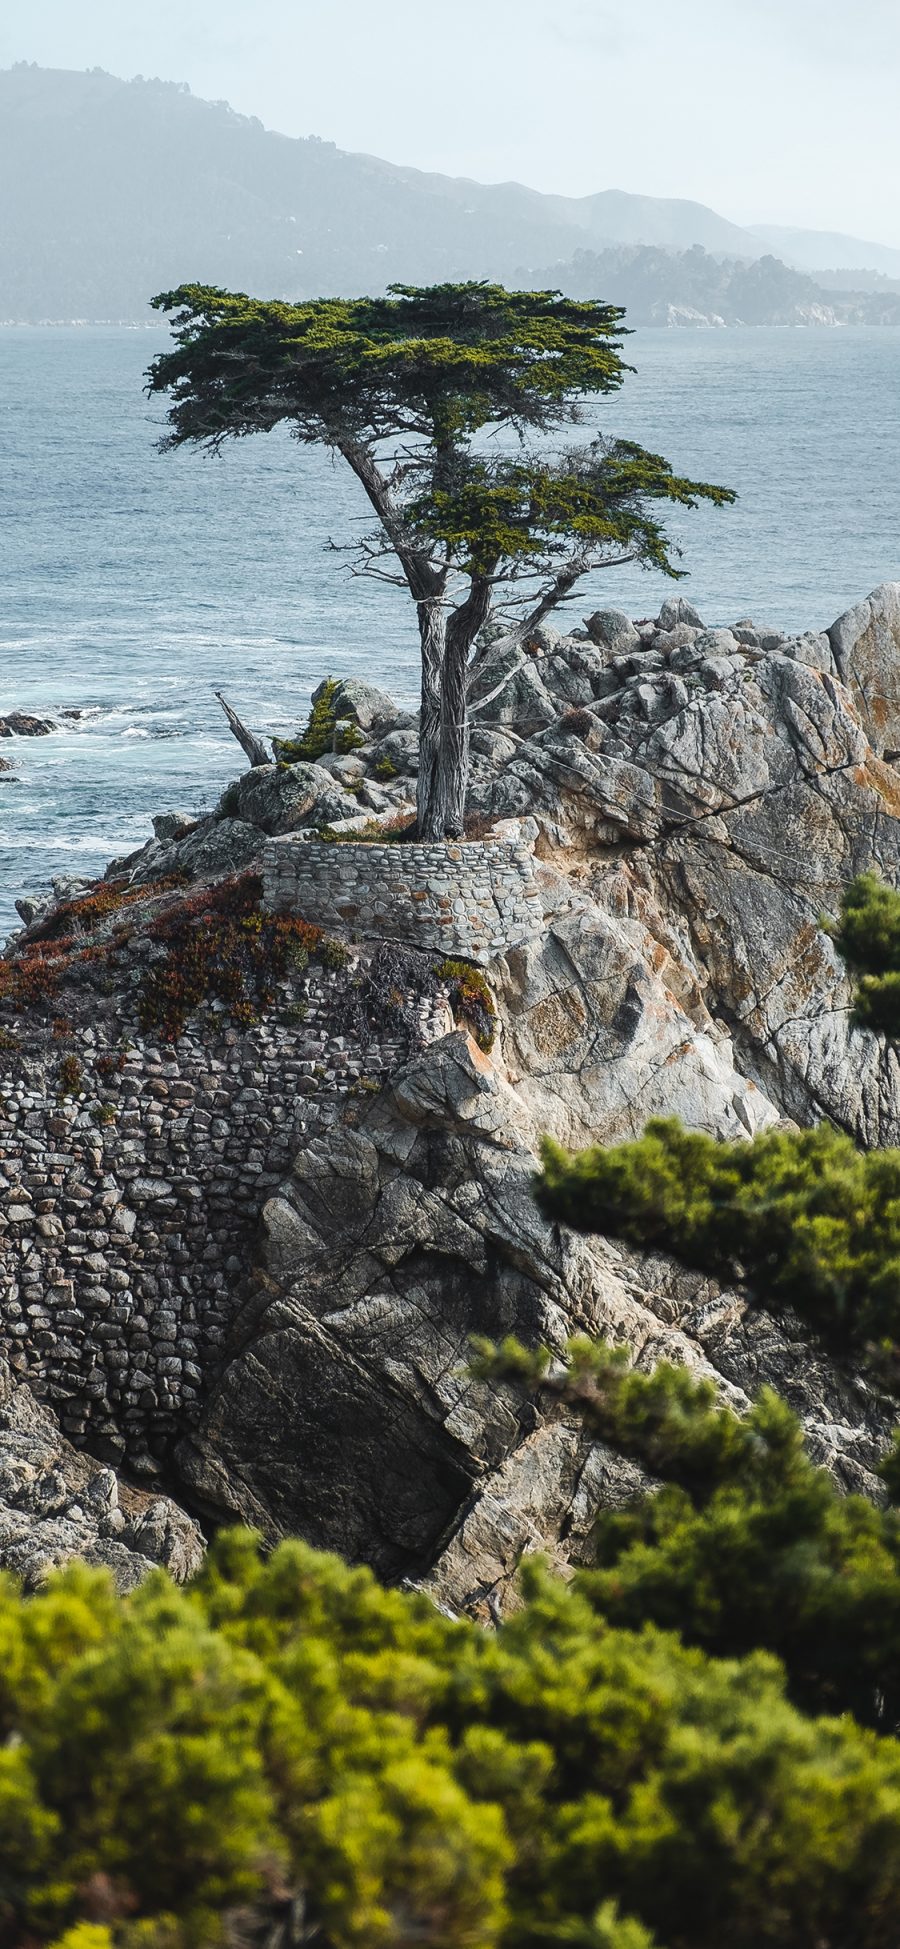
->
[820,267,900,297]
[749,224,900,280]
[0,64,750,320]
[0,64,898,322]
[526,244,900,328]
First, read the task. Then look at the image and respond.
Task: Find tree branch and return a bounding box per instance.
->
[517,548,636,637]
[215,693,271,768]
[334,434,445,605]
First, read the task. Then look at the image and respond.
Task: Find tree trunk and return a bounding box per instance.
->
[418,578,493,840]
[333,435,488,841]
[416,599,448,838]
[417,625,469,838]
[433,619,471,839]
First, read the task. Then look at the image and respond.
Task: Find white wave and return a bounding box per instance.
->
[0,833,139,854]
[0,814,152,852]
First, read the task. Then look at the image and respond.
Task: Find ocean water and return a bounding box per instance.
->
[1,323,899,935]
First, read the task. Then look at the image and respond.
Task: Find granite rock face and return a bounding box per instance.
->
[213,761,351,835]
[583,609,641,655]
[0,1360,203,1591]
[105,813,265,888]
[828,581,900,757]
[180,1033,890,1617]
[484,618,900,1148]
[314,676,413,735]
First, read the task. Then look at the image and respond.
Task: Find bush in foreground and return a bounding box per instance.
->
[5,1513,900,1947]
[474,1335,900,1731]
[536,1116,900,1355]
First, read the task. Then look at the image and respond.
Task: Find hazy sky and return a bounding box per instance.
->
[3,0,899,243]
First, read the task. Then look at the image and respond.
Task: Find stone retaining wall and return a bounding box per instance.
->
[262,838,548,963]
[0,953,451,1469]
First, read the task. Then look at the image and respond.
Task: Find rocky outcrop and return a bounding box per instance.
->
[214,761,352,836]
[179,1033,889,1616]
[170,582,900,1609]
[314,676,414,736]
[8,581,900,1611]
[102,751,415,891]
[0,713,56,737]
[0,1360,203,1590]
[494,897,778,1149]
[828,582,900,757]
[583,609,641,655]
[478,610,900,1149]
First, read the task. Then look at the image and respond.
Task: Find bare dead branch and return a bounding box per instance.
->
[215,692,271,769]
[517,548,637,637]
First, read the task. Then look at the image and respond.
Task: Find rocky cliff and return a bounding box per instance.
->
[3,583,900,1606]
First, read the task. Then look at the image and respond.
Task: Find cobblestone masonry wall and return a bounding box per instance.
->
[0,953,451,1469]
[262,839,549,963]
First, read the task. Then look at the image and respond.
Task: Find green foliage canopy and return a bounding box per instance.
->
[148,282,632,444]
[147,281,733,588]
[474,1335,900,1733]
[825,871,900,1036]
[9,1523,900,1947]
[536,1116,900,1357]
[411,440,722,581]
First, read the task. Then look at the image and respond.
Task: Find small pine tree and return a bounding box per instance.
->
[825,871,900,1035]
[274,680,365,764]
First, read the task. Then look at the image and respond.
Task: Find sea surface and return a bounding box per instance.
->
[1,323,899,935]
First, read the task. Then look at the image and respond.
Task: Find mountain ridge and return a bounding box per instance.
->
[2,62,898,321]
[750,222,900,279]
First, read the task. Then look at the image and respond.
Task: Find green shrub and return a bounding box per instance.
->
[274,679,340,762]
[536,1116,900,1357]
[48,1930,116,1949]
[825,871,900,1034]
[321,937,351,972]
[57,1054,84,1098]
[9,1530,900,1946]
[435,959,497,1052]
[273,682,364,764]
[280,999,308,1025]
[335,719,365,755]
[89,1101,118,1128]
[472,1335,900,1733]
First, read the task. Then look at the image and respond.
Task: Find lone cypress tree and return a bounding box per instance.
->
[147,282,733,837]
